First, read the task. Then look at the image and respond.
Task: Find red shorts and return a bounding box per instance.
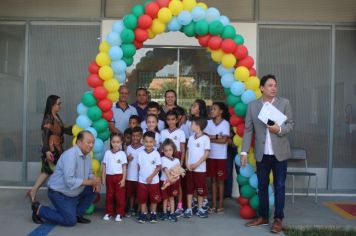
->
[185,171,207,196]
[137,183,161,204]
[160,180,180,200]
[126,180,138,198]
[174,151,182,160]
[207,159,227,180]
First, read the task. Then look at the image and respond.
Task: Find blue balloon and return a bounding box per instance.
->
[240,164,254,178]
[217,64,234,76]
[112,20,124,33]
[76,115,92,129]
[268,185,274,195]
[109,46,123,61]
[111,60,127,74]
[221,73,235,88]
[269,194,275,207]
[94,151,104,162]
[191,7,206,22]
[114,73,126,84]
[241,90,257,104]
[106,31,122,46]
[230,81,246,96]
[206,7,220,23]
[85,127,97,139]
[234,154,241,167]
[167,17,182,32]
[77,103,88,115]
[93,138,104,153]
[177,11,192,26]
[219,15,230,26]
[249,174,258,189]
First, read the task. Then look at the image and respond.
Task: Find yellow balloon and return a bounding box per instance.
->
[232,126,237,134]
[98,66,114,81]
[147,29,155,39]
[255,89,262,99]
[99,41,111,53]
[196,2,208,10]
[222,53,237,68]
[269,171,274,184]
[238,145,242,154]
[211,49,224,63]
[72,125,83,137]
[234,66,250,82]
[90,151,94,158]
[72,137,77,146]
[182,0,197,11]
[107,91,120,102]
[169,0,184,16]
[245,76,260,90]
[233,134,243,147]
[104,79,120,93]
[92,159,100,173]
[95,52,111,67]
[95,170,101,178]
[151,19,166,34]
[158,7,172,24]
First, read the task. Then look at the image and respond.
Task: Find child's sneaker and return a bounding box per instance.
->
[183,208,193,218]
[149,213,158,223]
[196,208,208,218]
[175,208,184,218]
[115,214,122,222]
[160,212,168,221]
[138,213,147,224]
[103,214,112,221]
[202,199,209,211]
[169,213,178,222]
[126,209,134,218]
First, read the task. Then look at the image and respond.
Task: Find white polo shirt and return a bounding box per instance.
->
[140,119,165,132]
[112,103,138,133]
[126,144,145,181]
[160,156,181,181]
[205,119,230,159]
[137,149,161,184]
[160,128,186,152]
[102,150,127,175]
[187,134,210,172]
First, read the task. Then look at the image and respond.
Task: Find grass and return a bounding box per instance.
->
[284,227,356,236]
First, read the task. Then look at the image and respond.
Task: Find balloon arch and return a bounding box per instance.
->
[73,0,274,219]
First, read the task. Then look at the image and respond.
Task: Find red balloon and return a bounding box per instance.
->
[102,110,114,121]
[98,98,113,112]
[133,40,143,49]
[87,74,103,88]
[93,193,101,204]
[145,2,160,19]
[221,39,237,54]
[88,61,100,74]
[237,56,254,69]
[134,28,148,42]
[234,45,248,60]
[249,68,257,76]
[208,36,222,50]
[156,0,170,7]
[230,115,239,127]
[228,106,236,116]
[93,86,108,100]
[236,123,245,137]
[138,14,153,30]
[238,196,250,206]
[240,205,256,219]
[197,34,211,48]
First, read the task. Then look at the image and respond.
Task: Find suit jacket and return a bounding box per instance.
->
[241,97,294,162]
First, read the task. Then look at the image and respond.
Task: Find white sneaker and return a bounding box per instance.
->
[115,214,122,222]
[103,214,112,221]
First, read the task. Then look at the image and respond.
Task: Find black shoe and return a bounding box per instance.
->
[31,201,43,224]
[77,216,91,224]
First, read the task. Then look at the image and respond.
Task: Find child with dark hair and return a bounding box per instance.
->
[140,101,165,131]
[129,115,140,129]
[123,128,132,151]
[182,99,208,139]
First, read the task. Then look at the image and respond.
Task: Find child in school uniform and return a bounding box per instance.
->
[137,131,162,224]
[184,117,210,219]
[182,99,208,139]
[126,126,144,217]
[102,133,127,222]
[205,102,230,214]
[143,114,161,150]
[123,128,132,151]
[140,101,165,131]
[129,115,140,129]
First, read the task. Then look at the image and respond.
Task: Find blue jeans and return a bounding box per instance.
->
[224,145,238,197]
[39,186,96,226]
[256,155,287,220]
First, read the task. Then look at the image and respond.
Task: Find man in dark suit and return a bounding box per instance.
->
[241,74,294,233]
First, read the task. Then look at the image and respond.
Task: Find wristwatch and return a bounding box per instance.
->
[216,134,218,139]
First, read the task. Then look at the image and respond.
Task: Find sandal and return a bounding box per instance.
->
[208,208,216,214]
[217,208,224,214]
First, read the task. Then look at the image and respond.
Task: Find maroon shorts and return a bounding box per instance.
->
[185,171,208,196]
[160,180,180,200]
[126,180,138,198]
[207,159,227,180]
[137,183,161,204]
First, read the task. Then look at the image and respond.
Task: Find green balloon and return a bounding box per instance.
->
[227,94,241,106]
[224,88,230,95]
[236,174,249,186]
[240,184,256,199]
[209,20,224,35]
[144,0,152,7]
[249,195,259,210]
[123,14,137,30]
[87,106,102,122]
[234,34,244,45]
[81,92,97,107]
[85,204,95,215]
[221,25,236,39]
[122,57,134,67]
[195,20,209,36]
[234,102,247,117]
[92,118,109,133]
[121,43,136,58]
[120,28,135,44]
[182,22,196,37]
[131,4,144,17]
[97,129,110,141]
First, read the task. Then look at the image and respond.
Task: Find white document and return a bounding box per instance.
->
[258,102,287,126]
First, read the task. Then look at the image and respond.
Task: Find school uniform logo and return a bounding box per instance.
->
[151,160,156,165]
[174,136,178,140]
[196,143,200,148]
[117,159,121,164]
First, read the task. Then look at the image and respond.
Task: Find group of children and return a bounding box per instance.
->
[101,100,231,223]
